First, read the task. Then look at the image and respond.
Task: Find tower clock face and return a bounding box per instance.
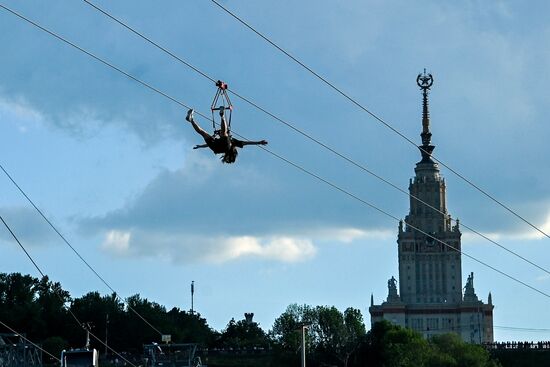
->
[425,234,437,250]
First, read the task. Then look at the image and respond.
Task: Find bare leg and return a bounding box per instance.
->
[186,109,212,140]
[219,111,229,137]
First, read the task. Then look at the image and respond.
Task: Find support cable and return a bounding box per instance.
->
[208,0,550,241]
[494,326,550,332]
[1,3,549,301]
[0,1,212,339]
[0,215,139,367]
[0,162,164,338]
[256,147,550,300]
[76,1,550,276]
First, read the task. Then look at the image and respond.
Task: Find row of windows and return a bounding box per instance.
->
[411,181,444,190]
[409,317,456,332]
[400,253,461,260]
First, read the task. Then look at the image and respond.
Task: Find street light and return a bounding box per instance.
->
[296,323,311,367]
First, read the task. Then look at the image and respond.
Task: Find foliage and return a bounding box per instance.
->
[0,274,504,367]
[357,321,500,367]
[271,304,366,366]
[271,303,318,351]
[216,317,269,348]
[42,336,68,363]
[428,333,500,367]
[0,272,216,357]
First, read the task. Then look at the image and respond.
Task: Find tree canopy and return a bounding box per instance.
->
[0,273,503,367]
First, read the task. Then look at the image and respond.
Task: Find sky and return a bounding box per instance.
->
[1,0,550,343]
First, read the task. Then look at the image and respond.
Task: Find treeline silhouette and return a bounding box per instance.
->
[0,273,215,355]
[1,272,506,366]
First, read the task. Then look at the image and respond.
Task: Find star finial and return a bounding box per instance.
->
[417,69,434,90]
[416,69,435,162]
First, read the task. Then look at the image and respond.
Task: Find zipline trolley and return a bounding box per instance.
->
[211,80,233,135]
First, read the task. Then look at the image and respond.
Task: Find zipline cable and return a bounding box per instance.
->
[77,1,550,277]
[208,0,550,241]
[0,215,140,367]
[1,3,549,303]
[256,147,550,300]
[494,326,550,332]
[0,2,218,339]
[0,160,166,337]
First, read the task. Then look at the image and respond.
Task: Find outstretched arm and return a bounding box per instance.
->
[241,140,268,146]
[232,138,268,148]
[193,144,209,150]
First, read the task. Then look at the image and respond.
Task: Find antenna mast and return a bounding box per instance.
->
[191,281,195,315]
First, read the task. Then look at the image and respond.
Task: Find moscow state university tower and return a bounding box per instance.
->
[369,72,494,343]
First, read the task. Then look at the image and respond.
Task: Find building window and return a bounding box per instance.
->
[411,318,424,331]
[427,318,439,331]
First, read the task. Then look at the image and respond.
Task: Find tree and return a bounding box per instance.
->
[120,294,167,352]
[271,303,318,351]
[165,307,216,345]
[359,320,431,367]
[314,306,366,367]
[217,317,269,348]
[428,333,500,367]
[69,291,125,350]
[0,272,217,357]
[341,307,366,366]
[357,321,500,367]
[42,336,68,363]
[271,304,366,367]
[0,273,41,338]
[36,276,71,341]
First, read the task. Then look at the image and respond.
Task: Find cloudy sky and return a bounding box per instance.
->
[1,0,550,342]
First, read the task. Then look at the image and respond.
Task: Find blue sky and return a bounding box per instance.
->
[1,0,550,342]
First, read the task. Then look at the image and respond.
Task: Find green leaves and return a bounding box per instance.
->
[271,304,366,366]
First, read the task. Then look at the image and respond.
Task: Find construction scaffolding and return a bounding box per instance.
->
[0,333,43,367]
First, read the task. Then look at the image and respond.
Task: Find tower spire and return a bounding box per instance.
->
[416,69,435,162]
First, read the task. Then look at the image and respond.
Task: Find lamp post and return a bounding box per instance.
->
[297,324,310,367]
[301,325,307,367]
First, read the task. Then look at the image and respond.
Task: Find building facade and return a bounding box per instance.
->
[369,72,494,344]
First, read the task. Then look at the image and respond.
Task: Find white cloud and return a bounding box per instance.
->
[536,274,550,283]
[462,212,550,243]
[523,213,550,240]
[261,237,316,262]
[101,230,131,255]
[0,95,45,132]
[99,230,316,265]
[202,236,317,264]
[313,227,393,243]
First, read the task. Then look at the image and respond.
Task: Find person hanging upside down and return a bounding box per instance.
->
[186,108,268,164]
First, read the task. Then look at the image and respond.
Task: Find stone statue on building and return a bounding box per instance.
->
[463,272,479,302]
[466,273,473,289]
[386,276,400,303]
